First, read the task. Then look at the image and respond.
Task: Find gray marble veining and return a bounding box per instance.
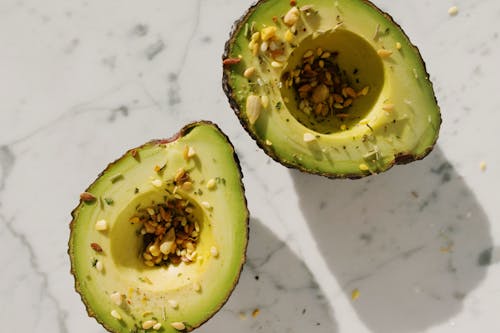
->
[1,0,500,332]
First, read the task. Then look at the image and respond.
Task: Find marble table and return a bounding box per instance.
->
[1,0,499,332]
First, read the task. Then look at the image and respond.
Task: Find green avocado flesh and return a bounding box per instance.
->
[223,0,441,178]
[69,122,248,332]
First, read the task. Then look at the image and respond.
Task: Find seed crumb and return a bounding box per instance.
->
[111,310,122,320]
[142,320,157,330]
[90,242,103,252]
[303,133,316,143]
[252,308,260,318]
[396,42,402,50]
[171,322,186,331]
[244,67,255,78]
[206,178,216,190]
[377,49,393,58]
[382,104,395,112]
[95,260,104,272]
[95,219,108,231]
[359,163,369,171]
[151,179,163,188]
[351,288,360,300]
[448,6,459,16]
[168,299,179,309]
[479,161,487,171]
[110,292,122,306]
[210,246,219,257]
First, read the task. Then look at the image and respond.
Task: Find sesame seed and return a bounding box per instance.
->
[110,292,122,306]
[206,178,216,190]
[377,49,393,58]
[151,179,163,188]
[448,6,459,16]
[359,164,369,171]
[210,246,219,257]
[271,61,283,68]
[261,95,269,108]
[265,139,273,146]
[193,282,201,292]
[168,299,179,309]
[111,310,122,320]
[303,133,316,143]
[201,201,211,209]
[351,288,360,300]
[340,124,347,131]
[187,146,196,158]
[95,219,108,231]
[142,320,157,330]
[479,161,487,171]
[396,42,402,50]
[382,104,395,112]
[153,323,162,330]
[171,322,186,331]
[95,260,104,272]
[243,67,256,78]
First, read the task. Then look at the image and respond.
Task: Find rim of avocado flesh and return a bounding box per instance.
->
[69,121,249,333]
[222,0,441,179]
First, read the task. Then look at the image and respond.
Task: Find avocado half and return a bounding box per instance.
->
[222,0,441,178]
[69,121,248,332]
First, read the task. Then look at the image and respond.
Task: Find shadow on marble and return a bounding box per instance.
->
[291,147,492,333]
[199,218,338,333]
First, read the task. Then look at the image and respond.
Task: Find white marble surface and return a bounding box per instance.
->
[1,0,500,332]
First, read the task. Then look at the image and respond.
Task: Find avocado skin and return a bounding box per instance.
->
[68,121,249,332]
[222,0,442,179]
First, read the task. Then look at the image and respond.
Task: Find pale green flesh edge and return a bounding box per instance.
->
[227,0,440,175]
[70,124,247,333]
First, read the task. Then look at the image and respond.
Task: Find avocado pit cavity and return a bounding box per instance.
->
[131,172,201,268]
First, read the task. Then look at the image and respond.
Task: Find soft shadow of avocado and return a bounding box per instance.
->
[199,218,338,333]
[290,147,492,333]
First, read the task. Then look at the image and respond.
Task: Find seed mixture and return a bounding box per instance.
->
[131,170,201,267]
[283,48,368,120]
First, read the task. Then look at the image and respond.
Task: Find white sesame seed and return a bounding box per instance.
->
[193,282,201,292]
[187,146,196,158]
[448,6,459,16]
[111,310,122,320]
[243,67,255,78]
[171,322,186,331]
[95,219,108,231]
[151,179,163,188]
[303,133,316,143]
[210,246,219,257]
[142,320,157,330]
[261,95,269,108]
[153,323,162,330]
[201,201,211,209]
[265,139,272,146]
[382,104,395,112]
[206,178,216,190]
[110,292,122,306]
[95,260,104,272]
[271,61,283,68]
[168,299,179,309]
[260,41,268,52]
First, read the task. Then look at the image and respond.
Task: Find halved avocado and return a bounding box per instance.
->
[69,121,248,332]
[223,0,441,178]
